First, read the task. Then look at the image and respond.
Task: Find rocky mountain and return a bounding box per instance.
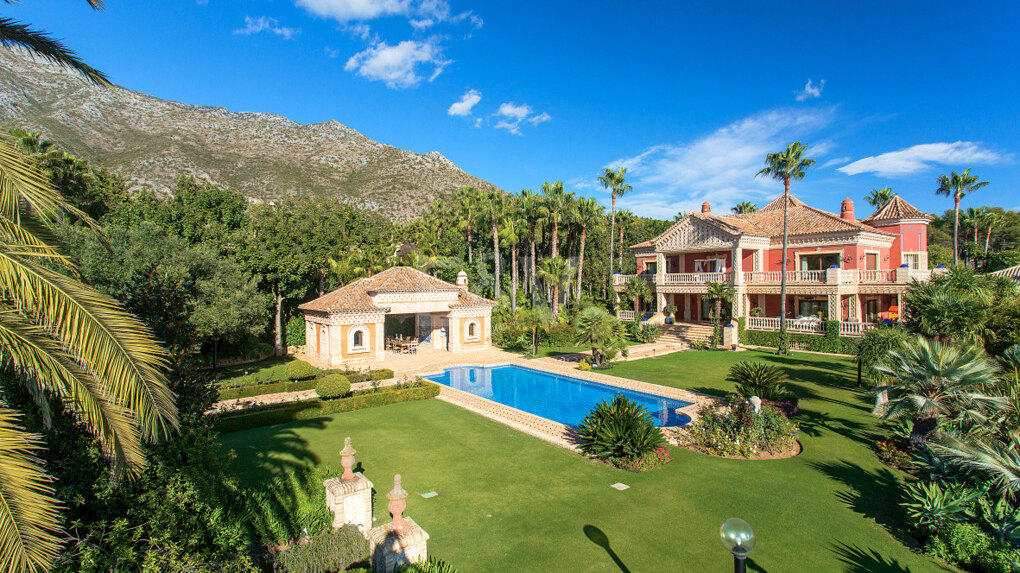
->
[0,48,495,220]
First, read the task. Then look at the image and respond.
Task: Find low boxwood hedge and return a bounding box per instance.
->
[737,317,858,354]
[214,382,441,433]
[217,378,319,401]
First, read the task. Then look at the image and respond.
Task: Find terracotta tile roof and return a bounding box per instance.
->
[861,196,932,223]
[629,240,653,249]
[298,266,495,313]
[686,194,896,239]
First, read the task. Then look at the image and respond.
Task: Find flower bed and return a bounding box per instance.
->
[605,447,672,472]
[676,400,799,459]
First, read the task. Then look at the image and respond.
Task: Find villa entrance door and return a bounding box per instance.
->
[417,314,432,342]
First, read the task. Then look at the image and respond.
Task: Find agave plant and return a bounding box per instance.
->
[932,435,1020,503]
[901,480,981,532]
[725,361,795,404]
[975,496,1020,545]
[577,394,665,459]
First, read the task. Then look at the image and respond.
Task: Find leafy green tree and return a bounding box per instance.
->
[540,181,571,259]
[903,267,995,344]
[855,326,908,386]
[874,337,1002,449]
[599,167,632,274]
[865,187,896,209]
[936,168,989,266]
[705,281,735,344]
[624,276,651,316]
[538,256,575,315]
[573,196,603,302]
[615,209,635,273]
[574,306,629,367]
[731,201,758,214]
[517,305,555,355]
[190,251,268,368]
[0,136,178,571]
[756,141,816,340]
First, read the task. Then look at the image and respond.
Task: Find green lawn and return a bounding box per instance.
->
[213,355,300,386]
[220,349,953,572]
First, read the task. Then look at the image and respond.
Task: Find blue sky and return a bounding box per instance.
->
[11,1,1020,219]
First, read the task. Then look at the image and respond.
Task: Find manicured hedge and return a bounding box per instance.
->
[315,373,352,398]
[217,378,319,401]
[738,317,858,354]
[214,383,441,433]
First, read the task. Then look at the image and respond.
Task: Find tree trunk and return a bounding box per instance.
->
[953,196,960,266]
[551,285,559,315]
[530,234,537,308]
[492,215,501,300]
[985,228,993,254]
[609,192,616,273]
[511,242,519,313]
[467,222,473,264]
[532,328,538,355]
[909,413,939,450]
[576,226,587,302]
[618,227,625,272]
[551,219,559,259]
[779,180,790,345]
[274,287,284,357]
[212,338,218,370]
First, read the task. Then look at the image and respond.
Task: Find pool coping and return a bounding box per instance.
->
[419,358,721,451]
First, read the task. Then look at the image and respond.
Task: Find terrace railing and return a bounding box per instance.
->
[742,270,826,284]
[859,269,896,283]
[744,316,879,337]
[662,272,731,284]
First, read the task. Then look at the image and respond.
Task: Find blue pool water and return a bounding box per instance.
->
[425,365,692,427]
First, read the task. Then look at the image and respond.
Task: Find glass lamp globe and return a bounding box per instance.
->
[719,518,756,558]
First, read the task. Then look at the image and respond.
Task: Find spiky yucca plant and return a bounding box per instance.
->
[577,394,665,459]
[0,135,179,572]
[726,361,795,403]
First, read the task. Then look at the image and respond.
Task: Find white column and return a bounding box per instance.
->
[731,245,744,318]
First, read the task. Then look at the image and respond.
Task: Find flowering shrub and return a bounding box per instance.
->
[765,400,799,418]
[678,401,798,458]
[875,439,913,470]
[606,447,672,472]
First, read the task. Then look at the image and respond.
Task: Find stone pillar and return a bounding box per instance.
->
[683,293,691,321]
[323,438,374,533]
[828,294,840,320]
[368,475,430,573]
[655,292,667,314]
[447,316,461,352]
[655,252,666,283]
[897,293,905,323]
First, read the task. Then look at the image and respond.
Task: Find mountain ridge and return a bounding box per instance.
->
[0,48,495,219]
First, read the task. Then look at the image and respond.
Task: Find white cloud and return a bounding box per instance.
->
[344,23,373,40]
[838,141,1007,177]
[324,46,341,58]
[795,79,826,102]
[821,156,851,168]
[604,107,836,218]
[344,39,449,88]
[492,102,550,135]
[448,89,482,116]
[234,16,299,39]
[295,0,409,22]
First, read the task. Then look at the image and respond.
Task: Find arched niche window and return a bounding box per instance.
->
[465,319,481,342]
[348,325,370,354]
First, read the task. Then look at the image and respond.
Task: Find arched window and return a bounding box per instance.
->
[348,325,370,354]
[353,330,363,347]
[465,319,481,342]
[468,322,476,337]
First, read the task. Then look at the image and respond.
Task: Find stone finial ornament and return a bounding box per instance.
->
[340,437,357,482]
[387,474,409,533]
[749,396,762,413]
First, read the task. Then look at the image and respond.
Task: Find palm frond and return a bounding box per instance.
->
[0,247,178,441]
[0,308,145,474]
[0,20,110,86]
[0,408,62,573]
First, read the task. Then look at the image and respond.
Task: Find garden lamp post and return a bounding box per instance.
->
[719,518,755,573]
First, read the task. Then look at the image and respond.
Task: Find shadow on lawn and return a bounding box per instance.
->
[810,460,918,547]
[230,418,329,484]
[583,525,631,573]
[796,409,881,446]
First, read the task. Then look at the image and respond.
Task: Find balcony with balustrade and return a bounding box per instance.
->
[613,267,942,291]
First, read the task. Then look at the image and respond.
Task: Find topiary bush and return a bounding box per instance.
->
[315,374,351,399]
[276,524,368,573]
[369,369,394,381]
[725,361,796,405]
[284,360,320,381]
[577,395,665,459]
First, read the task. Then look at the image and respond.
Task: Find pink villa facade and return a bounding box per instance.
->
[613,194,942,336]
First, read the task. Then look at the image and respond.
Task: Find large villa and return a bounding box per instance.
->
[615,193,940,336]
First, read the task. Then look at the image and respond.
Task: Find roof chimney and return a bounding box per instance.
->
[701,201,711,213]
[456,270,468,291]
[840,198,855,221]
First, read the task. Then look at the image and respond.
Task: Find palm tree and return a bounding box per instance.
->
[517,305,555,355]
[984,210,1001,254]
[705,281,735,343]
[519,189,543,308]
[756,141,816,340]
[573,197,603,302]
[615,209,635,273]
[932,435,1020,502]
[599,167,632,274]
[454,186,480,264]
[936,168,989,266]
[6,129,55,155]
[540,181,570,259]
[874,337,1002,449]
[625,276,652,318]
[0,136,179,571]
[865,187,896,209]
[328,248,385,285]
[484,190,506,300]
[0,1,111,86]
[499,204,524,312]
[574,306,629,367]
[731,201,758,214]
[538,256,574,315]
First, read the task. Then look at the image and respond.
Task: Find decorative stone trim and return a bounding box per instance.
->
[347,324,371,354]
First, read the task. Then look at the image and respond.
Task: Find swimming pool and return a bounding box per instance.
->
[424,365,692,427]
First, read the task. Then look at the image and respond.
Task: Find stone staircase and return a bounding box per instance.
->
[657,322,716,346]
